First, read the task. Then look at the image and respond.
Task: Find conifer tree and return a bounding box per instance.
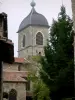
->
[40,5,74,100]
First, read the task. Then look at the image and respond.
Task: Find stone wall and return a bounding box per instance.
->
[18,26,49,58]
[3,82,26,100]
[71,0,75,62]
[3,62,30,100]
[3,63,19,71]
[18,27,31,51]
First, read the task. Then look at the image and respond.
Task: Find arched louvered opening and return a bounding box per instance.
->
[36,32,43,45]
[9,89,17,100]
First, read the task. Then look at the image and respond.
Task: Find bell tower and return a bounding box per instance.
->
[18,0,49,58]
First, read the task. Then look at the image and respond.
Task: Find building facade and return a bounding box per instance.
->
[3,1,50,100]
[71,0,75,95]
[71,0,75,29]
[18,1,49,58]
[3,58,32,100]
[71,0,75,60]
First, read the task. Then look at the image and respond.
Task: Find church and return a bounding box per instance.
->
[2,0,75,100]
[3,0,49,100]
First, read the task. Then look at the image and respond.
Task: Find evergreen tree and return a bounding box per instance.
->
[40,5,74,100]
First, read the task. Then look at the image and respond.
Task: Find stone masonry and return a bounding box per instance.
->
[18,26,49,58]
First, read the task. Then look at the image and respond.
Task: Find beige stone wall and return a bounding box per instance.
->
[3,62,30,100]
[18,46,44,58]
[0,28,3,37]
[3,62,31,72]
[3,82,26,100]
[17,83,26,100]
[3,63,19,71]
[18,26,49,58]
[71,0,75,22]
[71,0,75,62]
[20,63,29,71]
[18,27,31,51]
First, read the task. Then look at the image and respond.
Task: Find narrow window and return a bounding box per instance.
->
[22,35,25,47]
[18,64,21,71]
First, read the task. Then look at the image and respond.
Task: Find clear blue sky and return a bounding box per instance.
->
[0,0,72,57]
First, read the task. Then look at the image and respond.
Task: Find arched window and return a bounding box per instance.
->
[22,35,25,47]
[36,32,43,45]
[9,89,17,100]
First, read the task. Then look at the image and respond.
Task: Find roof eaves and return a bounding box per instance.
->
[17,24,50,33]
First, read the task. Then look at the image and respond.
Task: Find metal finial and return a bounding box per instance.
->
[30,0,36,7]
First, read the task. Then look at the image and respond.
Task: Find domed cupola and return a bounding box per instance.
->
[18,0,49,32]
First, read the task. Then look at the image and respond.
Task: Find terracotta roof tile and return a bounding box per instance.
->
[14,57,25,63]
[3,71,28,82]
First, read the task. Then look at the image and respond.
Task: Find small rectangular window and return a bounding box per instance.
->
[18,64,21,71]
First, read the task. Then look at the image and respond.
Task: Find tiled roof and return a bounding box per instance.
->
[18,7,49,32]
[14,57,25,63]
[3,71,28,82]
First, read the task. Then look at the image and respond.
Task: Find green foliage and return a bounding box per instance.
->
[40,5,74,100]
[33,80,50,100]
[28,72,50,100]
[32,56,41,62]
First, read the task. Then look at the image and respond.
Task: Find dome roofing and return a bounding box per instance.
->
[18,3,49,32]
